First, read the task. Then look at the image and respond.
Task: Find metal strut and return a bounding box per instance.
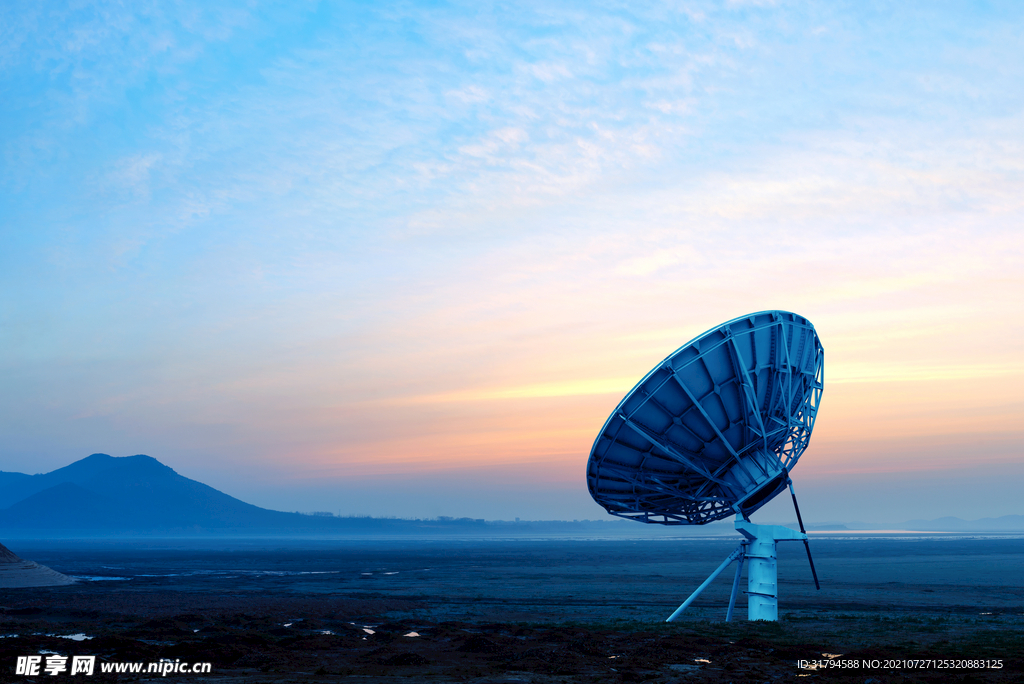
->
[668,519,813,623]
[725,540,748,622]
[788,478,820,590]
[665,545,745,622]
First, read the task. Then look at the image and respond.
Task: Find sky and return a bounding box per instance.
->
[1,0,1022,524]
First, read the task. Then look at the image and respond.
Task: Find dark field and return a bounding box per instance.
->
[2,535,1022,683]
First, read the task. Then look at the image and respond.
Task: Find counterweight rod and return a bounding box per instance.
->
[788,480,821,590]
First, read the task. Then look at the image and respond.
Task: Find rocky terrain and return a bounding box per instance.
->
[0,537,1021,682]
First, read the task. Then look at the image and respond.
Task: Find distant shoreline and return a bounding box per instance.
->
[6,529,1024,546]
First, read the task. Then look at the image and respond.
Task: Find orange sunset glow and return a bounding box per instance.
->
[2,1,1022,524]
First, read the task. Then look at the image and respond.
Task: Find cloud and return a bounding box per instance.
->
[614,248,692,276]
[828,363,1024,385]
[390,376,638,404]
[2,1,1023,520]
[104,153,163,198]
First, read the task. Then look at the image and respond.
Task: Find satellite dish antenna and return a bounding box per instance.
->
[586,311,823,621]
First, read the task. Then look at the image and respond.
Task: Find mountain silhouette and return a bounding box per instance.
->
[2,455,1021,536]
[899,514,1024,531]
[0,454,500,536]
[0,454,325,533]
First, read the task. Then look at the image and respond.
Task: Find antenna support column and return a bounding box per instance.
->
[735,520,806,621]
[665,545,744,622]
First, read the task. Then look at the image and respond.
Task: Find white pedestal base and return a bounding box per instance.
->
[735,520,806,621]
[665,518,811,623]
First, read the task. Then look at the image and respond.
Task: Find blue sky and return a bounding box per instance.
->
[2,1,1022,523]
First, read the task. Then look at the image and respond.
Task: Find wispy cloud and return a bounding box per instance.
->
[1,1,1022,520]
[388,377,638,404]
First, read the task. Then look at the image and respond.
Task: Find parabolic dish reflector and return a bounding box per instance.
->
[587,311,823,525]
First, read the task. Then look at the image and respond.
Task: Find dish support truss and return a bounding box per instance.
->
[666,519,808,622]
[587,311,824,525]
[665,481,821,622]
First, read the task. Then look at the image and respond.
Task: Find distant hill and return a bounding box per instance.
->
[0,454,495,535]
[899,515,1024,531]
[2,455,1021,537]
[0,454,321,533]
[771,517,1024,532]
[0,454,699,537]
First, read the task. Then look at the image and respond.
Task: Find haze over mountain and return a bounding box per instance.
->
[0,454,306,533]
[1,455,1021,537]
[0,454,596,536]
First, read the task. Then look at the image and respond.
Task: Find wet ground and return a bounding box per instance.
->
[1,535,1022,682]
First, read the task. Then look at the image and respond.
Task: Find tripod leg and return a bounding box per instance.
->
[725,546,746,622]
[666,545,744,622]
